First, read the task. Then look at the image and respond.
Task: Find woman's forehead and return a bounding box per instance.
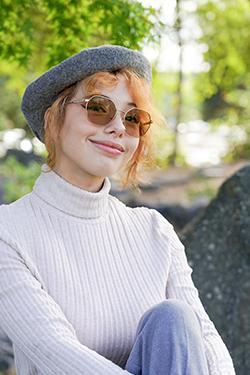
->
[74,75,134,103]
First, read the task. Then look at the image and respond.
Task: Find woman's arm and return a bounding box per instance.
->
[153,209,235,375]
[0,229,132,375]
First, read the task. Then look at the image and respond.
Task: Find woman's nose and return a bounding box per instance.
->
[104,111,126,136]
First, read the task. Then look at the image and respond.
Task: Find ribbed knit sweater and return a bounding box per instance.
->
[0,164,235,375]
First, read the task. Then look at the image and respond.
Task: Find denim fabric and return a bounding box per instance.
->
[125,299,209,375]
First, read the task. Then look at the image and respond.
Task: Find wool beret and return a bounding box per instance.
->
[21,44,152,143]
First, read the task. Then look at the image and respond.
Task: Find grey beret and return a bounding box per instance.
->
[21,44,152,143]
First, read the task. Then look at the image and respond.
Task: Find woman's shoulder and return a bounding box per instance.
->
[108,194,173,228]
[108,193,152,214]
[0,192,32,216]
[0,193,32,238]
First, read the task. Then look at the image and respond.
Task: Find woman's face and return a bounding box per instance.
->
[52,75,140,191]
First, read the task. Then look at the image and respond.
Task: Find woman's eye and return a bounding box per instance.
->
[88,104,106,113]
[126,115,139,124]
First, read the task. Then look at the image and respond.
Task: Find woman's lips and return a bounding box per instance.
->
[88,140,123,155]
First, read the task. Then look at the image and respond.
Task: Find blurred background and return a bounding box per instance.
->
[0,0,249,374]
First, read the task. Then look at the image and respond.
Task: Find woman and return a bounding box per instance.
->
[0,45,235,375]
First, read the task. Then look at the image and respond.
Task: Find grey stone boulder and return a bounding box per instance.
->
[180,164,250,375]
[0,326,14,372]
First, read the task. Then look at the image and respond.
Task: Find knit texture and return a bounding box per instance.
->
[0,164,235,375]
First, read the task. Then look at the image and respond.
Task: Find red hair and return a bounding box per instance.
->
[44,69,160,190]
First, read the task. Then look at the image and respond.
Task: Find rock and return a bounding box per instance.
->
[180,164,250,375]
[0,327,14,372]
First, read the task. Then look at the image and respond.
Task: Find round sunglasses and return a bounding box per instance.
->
[66,94,152,137]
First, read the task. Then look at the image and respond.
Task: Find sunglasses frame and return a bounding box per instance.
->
[66,94,152,137]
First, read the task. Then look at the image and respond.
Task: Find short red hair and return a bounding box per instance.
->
[44,68,159,190]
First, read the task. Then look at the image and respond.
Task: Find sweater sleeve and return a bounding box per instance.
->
[0,227,132,375]
[153,209,235,375]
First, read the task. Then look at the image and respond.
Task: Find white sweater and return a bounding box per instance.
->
[0,164,235,375]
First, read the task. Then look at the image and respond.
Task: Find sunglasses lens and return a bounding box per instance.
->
[87,96,116,125]
[86,96,151,137]
[125,108,151,137]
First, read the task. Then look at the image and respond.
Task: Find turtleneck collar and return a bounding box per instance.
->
[32,164,111,219]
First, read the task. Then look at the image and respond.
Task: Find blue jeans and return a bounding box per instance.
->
[125,299,209,375]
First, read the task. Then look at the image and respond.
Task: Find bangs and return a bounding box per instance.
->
[77,69,153,114]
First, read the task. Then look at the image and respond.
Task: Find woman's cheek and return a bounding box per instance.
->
[125,145,138,162]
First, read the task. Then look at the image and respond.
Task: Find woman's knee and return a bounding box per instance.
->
[139,299,200,331]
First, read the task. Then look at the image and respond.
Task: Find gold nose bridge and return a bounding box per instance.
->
[112,108,127,125]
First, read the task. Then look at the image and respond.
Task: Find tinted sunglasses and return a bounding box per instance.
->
[66,94,152,137]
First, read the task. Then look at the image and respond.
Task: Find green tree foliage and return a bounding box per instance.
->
[0,0,162,69]
[0,76,24,131]
[0,155,42,202]
[196,0,250,124]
